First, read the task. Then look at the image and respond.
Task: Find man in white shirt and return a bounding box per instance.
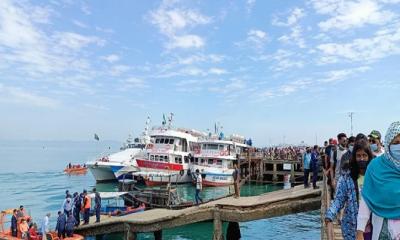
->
[41,213,50,240]
[195,169,203,205]
[330,133,348,188]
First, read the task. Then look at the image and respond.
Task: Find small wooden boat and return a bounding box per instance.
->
[88,192,145,217]
[64,165,87,175]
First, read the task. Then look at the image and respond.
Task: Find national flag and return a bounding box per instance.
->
[162,113,166,125]
[94,133,100,141]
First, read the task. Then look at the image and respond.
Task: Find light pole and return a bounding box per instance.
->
[348,112,354,136]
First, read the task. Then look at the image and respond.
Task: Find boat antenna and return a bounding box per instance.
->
[144,116,151,136]
[168,113,174,129]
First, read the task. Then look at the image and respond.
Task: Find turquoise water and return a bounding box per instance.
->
[0,141,320,239]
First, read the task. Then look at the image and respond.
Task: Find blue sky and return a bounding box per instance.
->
[0,0,399,146]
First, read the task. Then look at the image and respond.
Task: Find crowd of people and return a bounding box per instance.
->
[9,188,101,240]
[311,122,400,240]
[262,146,302,160]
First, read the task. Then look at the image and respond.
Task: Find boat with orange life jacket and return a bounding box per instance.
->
[63,164,87,175]
[0,209,83,240]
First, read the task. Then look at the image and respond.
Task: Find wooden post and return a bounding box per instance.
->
[212,210,224,240]
[154,230,162,240]
[124,224,136,240]
[290,163,295,184]
[272,163,277,182]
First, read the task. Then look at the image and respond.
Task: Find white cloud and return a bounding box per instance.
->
[54,32,105,50]
[246,0,256,14]
[81,3,91,15]
[209,68,228,75]
[168,34,204,49]
[72,20,88,28]
[317,23,400,63]
[177,54,224,65]
[0,84,59,108]
[0,0,105,82]
[320,66,371,83]
[272,8,305,26]
[148,0,211,49]
[83,103,109,111]
[109,65,131,76]
[101,54,120,63]
[270,49,304,71]
[278,25,306,48]
[120,77,148,90]
[310,0,397,31]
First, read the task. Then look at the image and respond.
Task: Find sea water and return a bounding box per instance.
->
[0,141,320,239]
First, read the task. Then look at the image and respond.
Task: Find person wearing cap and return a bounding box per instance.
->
[62,194,73,216]
[368,130,384,157]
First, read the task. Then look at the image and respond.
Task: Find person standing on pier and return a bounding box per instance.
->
[62,194,73,216]
[368,130,384,157]
[325,140,373,240]
[195,169,203,205]
[55,211,66,238]
[311,145,320,189]
[93,188,101,223]
[233,163,240,198]
[356,122,400,240]
[40,213,50,240]
[11,209,17,237]
[82,189,91,225]
[73,192,81,226]
[331,133,348,189]
[65,213,76,237]
[303,147,312,188]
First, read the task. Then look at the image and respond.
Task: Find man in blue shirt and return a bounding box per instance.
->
[311,145,320,189]
[303,147,312,188]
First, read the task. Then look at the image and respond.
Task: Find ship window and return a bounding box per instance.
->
[164,156,169,162]
[150,155,154,161]
[217,160,222,165]
[169,139,174,144]
[174,157,178,163]
[201,158,205,164]
[195,158,199,164]
[208,159,213,165]
[160,138,165,144]
[208,144,218,150]
[155,155,159,161]
[156,139,160,143]
[219,145,224,150]
[178,157,182,164]
[184,156,189,163]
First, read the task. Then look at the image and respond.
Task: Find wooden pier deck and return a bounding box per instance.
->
[75,183,322,239]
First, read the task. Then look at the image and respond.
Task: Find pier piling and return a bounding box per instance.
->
[212,210,224,240]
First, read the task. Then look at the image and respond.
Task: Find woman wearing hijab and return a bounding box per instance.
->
[356,122,400,240]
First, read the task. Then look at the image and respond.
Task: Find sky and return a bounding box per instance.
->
[0,0,400,146]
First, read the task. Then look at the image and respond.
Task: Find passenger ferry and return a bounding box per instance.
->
[135,114,206,186]
[86,118,150,182]
[190,133,250,187]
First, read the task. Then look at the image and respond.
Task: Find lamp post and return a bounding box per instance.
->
[348,112,354,136]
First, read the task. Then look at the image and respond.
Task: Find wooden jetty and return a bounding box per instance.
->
[75,183,323,239]
[239,152,323,184]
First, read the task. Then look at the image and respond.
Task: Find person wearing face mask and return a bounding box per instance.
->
[339,136,356,172]
[368,130,385,158]
[325,140,373,240]
[356,122,400,240]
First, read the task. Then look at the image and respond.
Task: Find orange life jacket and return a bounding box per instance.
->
[84,195,91,209]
